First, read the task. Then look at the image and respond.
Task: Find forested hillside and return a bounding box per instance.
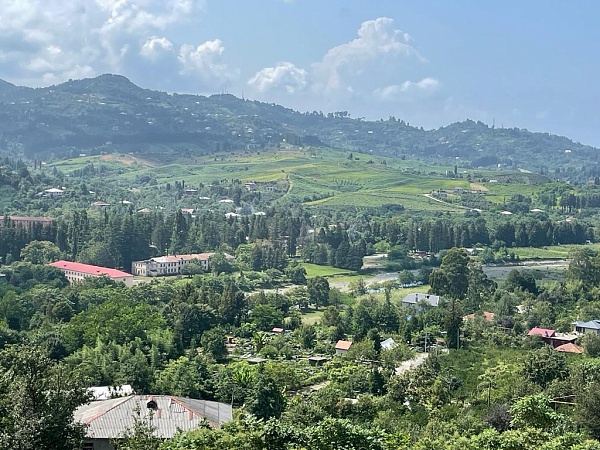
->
[1,74,598,178]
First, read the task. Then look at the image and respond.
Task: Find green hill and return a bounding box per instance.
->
[0,74,598,180]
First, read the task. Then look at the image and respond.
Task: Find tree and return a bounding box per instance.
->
[284,261,307,285]
[248,368,286,420]
[20,241,62,265]
[0,344,90,450]
[298,325,317,349]
[580,332,600,357]
[510,393,563,430]
[429,248,469,300]
[576,381,600,439]
[522,345,567,388]
[307,276,330,309]
[200,328,227,361]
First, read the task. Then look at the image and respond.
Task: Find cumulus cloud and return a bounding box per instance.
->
[248,62,308,94]
[312,17,424,94]
[140,36,174,60]
[0,0,236,91]
[246,17,438,118]
[178,39,237,90]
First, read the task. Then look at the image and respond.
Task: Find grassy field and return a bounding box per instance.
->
[511,243,600,259]
[301,263,356,278]
[49,147,530,212]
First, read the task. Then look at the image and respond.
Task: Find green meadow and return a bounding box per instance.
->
[50,147,548,213]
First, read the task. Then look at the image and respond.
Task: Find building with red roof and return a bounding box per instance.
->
[335,340,353,355]
[49,260,134,287]
[527,327,556,338]
[555,343,584,354]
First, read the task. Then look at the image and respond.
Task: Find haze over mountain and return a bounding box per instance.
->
[0,74,597,176]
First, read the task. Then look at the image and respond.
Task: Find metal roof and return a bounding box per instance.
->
[573,320,600,330]
[402,293,440,307]
[74,395,232,439]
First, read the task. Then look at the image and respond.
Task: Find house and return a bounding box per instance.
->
[402,293,441,308]
[48,260,134,287]
[555,343,584,354]
[527,327,579,348]
[38,187,64,197]
[0,216,54,228]
[74,395,232,450]
[335,340,352,355]
[131,253,234,277]
[572,320,600,336]
[527,327,555,339]
[271,327,284,334]
[380,337,398,351]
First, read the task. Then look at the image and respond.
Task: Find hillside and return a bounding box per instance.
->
[0,74,598,177]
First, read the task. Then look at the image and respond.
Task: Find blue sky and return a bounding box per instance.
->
[1,0,599,146]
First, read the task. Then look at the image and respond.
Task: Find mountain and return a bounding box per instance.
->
[0,74,597,176]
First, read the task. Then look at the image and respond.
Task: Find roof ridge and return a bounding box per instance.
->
[84,395,133,424]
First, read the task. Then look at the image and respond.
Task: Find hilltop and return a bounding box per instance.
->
[0,74,598,178]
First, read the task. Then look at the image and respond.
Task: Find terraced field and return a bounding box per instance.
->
[49,147,545,212]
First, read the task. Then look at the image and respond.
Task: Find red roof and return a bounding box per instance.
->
[527,327,556,338]
[555,343,584,354]
[49,260,132,278]
[271,327,284,333]
[335,340,353,351]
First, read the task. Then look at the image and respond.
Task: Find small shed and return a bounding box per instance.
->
[335,340,352,355]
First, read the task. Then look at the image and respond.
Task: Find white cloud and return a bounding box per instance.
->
[0,0,206,86]
[246,17,438,118]
[140,36,174,60]
[312,17,423,93]
[178,39,237,90]
[248,62,308,94]
[373,77,440,101]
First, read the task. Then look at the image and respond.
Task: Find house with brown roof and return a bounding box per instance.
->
[74,395,232,450]
[555,343,584,354]
[335,340,352,355]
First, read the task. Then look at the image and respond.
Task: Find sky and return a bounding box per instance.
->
[1,0,599,146]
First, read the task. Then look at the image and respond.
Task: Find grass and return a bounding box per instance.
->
[301,309,324,326]
[49,147,539,212]
[301,263,355,278]
[511,243,600,259]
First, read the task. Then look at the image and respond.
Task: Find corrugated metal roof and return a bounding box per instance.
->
[74,395,232,439]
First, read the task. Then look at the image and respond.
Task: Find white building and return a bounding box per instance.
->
[401,293,441,308]
[49,260,134,287]
[131,253,233,277]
